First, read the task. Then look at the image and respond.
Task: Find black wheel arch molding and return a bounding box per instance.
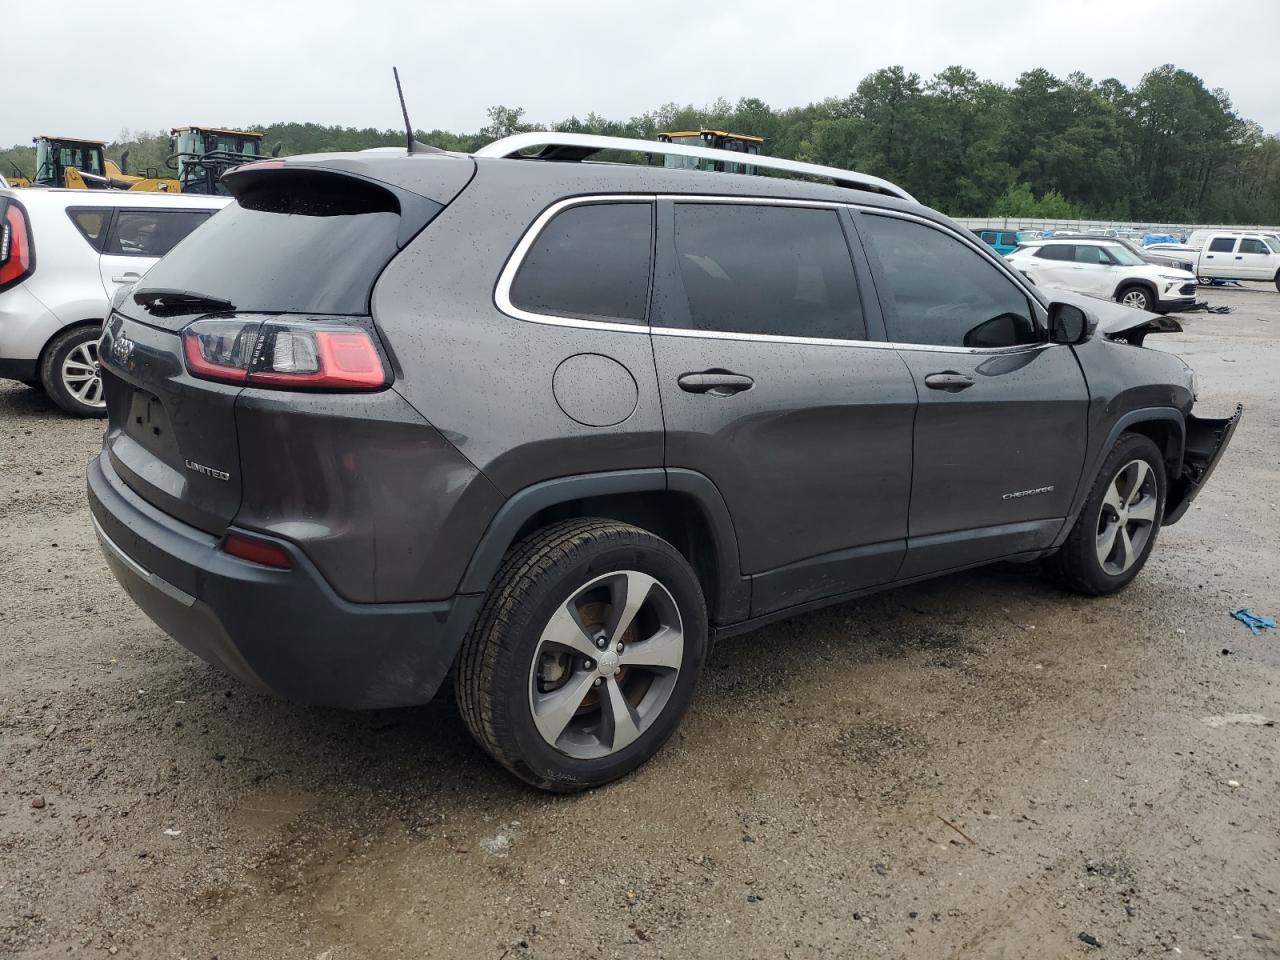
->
[457,467,750,624]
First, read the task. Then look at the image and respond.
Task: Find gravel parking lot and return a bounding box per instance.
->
[2,284,1278,960]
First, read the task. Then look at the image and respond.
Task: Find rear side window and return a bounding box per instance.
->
[1239,238,1268,254]
[134,173,436,315]
[1208,237,1235,253]
[668,203,865,340]
[1035,245,1073,261]
[510,202,653,323]
[862,214,1037,349]
[67,208,113,251]
[104,209,213,258]
[999,232,1018,245]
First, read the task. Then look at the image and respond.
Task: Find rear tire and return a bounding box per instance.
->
[1273,271,1279,294]
[1044,434,1166,596]
[40,326,107,418]
[455,518,708,792]
[1116,284,1154,311]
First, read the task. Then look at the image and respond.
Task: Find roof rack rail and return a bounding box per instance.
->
[473,132,916,202]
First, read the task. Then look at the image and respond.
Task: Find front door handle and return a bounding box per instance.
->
[677,370,754,397]
[112,272,142,283]
[923,371,975,392]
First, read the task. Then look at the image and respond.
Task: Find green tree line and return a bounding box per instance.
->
[4,63,1277,223]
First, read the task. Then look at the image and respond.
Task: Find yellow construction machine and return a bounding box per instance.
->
[168,127,274,195]
[656,130,763,174]
[28,135,178,191]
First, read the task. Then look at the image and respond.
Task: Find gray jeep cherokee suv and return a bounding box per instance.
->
[87,134,1240,791]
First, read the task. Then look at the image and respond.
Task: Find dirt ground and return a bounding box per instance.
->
[2,284,1278,960]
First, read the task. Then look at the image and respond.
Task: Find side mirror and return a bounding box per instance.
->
[1049,302,1095,344]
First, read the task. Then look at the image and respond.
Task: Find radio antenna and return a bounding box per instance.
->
[393,66,414,154]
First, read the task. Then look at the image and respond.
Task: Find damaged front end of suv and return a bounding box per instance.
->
[1059,290,1243,527]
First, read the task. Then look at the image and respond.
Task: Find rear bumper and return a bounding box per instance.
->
[0,358,38,381]
[87,453,483,709]
[1164,404,1243,524]
[0,284,60,367]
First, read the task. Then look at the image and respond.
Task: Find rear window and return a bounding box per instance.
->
[105,209,214,258]
[134,173,438,315]
[67,208,112,251]
[1035,244,1073,261]
[510,202,653,324]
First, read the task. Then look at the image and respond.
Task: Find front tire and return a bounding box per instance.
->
[1117,284,1154,311]
[455,519,708,792]
[1045,434,1166,595]
[40,325,107,417]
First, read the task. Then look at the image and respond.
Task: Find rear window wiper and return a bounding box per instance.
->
[133,288,236,316]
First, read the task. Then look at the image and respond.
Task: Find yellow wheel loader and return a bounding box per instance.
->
[30,136,179,191]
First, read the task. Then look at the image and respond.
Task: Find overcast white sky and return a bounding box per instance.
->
[7,0,1278,148]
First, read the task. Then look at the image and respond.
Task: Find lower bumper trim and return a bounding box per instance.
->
[91,513,194,607]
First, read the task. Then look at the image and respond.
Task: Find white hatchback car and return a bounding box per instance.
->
[0,188,228,415]
[1005,238,1197,314]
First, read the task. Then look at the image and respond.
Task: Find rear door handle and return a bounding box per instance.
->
[112,272,142,283]
[677,370,754,397]
[923,372,975,392]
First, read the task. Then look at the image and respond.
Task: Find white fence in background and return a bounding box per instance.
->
[952,217,1280,237]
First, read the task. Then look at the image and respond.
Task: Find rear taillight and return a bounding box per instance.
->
[182,318,388,391]
[0,201,34,291]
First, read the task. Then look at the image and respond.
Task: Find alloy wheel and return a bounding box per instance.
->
[528,570,684,760]
[1096,458,1158,575]
[61,341,105,408]
[1121,289,1150,310]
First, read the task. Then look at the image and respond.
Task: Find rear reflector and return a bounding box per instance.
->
[182,317,388,391]
[0,201,34,292]
[222,533,293,569]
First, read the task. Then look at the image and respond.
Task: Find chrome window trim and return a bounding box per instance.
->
[495,194,1053,355]
[495,193,657,335]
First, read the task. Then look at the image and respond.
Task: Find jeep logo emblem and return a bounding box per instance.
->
[110,336,135,366]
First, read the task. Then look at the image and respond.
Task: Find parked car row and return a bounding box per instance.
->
[0,188,228,414]
[1005,238,1199,312]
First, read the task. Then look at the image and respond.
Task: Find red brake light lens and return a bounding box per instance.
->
[182,320,254,383]
[181,318,388,391]
[0,202,34,291]
[221,532,293,569]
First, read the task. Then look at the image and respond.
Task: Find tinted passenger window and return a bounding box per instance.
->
[1073,245,1111,265]
[106,210,213,258]
[67,209,112,251]
[1239,239,1267,254]
[1208,237,1235,253]
[863,214,1038,349]
[511,202,653,323]
[1035,244,1073,261]
[669,204,865,340]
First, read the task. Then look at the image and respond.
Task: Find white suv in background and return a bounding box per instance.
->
[0,188,228,415]
[1006,238,1197,313]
